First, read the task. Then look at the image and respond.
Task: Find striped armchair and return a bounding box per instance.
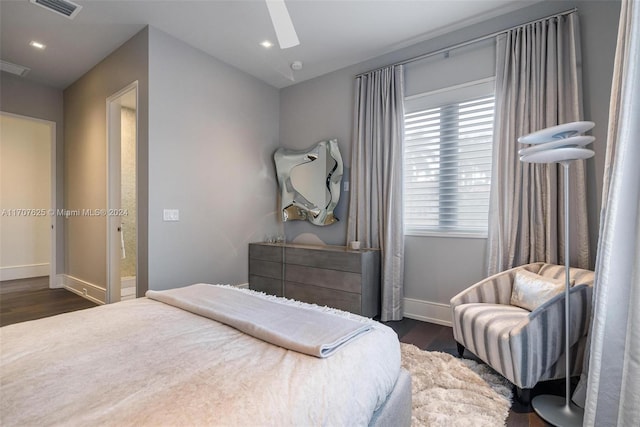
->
[450,262,594,403]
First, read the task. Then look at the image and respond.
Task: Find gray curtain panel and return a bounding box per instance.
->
[574,1,640,424]
[347,65,405,322]
[487,12,590,275]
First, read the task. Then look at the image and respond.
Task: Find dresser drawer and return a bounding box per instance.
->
[249,259,282,280]
[285,264,361,293]
[249,275,283,297]
[285,282,361,314]
[285,247,362,273]
[249,244,283,263]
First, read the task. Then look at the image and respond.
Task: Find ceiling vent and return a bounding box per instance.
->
[0,60,30,77]
[30,0,82,19]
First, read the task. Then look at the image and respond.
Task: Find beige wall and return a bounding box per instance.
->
[0,114,52,280]
[0,72,64,274]
[63,27,148,292]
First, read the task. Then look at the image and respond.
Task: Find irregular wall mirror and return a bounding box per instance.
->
[274,139,343,226]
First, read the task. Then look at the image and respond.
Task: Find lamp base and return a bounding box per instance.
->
[532,394,584,427]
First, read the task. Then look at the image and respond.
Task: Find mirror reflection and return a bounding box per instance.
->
[274,139,343,226]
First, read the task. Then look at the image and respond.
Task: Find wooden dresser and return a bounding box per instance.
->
[248,243,380,317]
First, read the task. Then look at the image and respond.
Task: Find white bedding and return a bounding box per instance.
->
[146,284,373,358]
[0,286,401,426]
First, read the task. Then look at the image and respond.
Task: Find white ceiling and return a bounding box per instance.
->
[0,0,541,90]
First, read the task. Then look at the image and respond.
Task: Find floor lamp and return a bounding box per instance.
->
[518,121,595,427]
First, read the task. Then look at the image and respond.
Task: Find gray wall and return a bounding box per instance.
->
[279,0,620,316]
[279,70,354,245]
[147,27,281,290]
[0,72,64,274]
[63,28,149,293]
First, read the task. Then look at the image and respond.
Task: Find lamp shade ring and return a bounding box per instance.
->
[518,121,595,144]
[518,135,595,156]
[520,147,595,164]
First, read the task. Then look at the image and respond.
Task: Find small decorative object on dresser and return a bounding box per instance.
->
[249,242,381,317]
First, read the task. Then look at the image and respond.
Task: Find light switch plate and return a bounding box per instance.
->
[163,209,179,221]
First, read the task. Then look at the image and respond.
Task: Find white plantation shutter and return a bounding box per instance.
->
[403,79,494,236]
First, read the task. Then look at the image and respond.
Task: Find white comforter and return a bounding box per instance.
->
[0,286,401,426]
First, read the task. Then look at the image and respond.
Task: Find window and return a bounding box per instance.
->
[403,78,494,236]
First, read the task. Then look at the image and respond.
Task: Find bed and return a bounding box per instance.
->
[0,284,411,426]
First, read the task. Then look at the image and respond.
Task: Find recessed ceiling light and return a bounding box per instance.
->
[29,40,46,50]
[260,40,274,49]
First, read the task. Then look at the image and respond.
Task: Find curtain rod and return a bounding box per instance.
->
[356,7,577,78]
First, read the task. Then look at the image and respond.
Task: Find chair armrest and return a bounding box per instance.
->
[450,263,543,308]
[507,284,593,388]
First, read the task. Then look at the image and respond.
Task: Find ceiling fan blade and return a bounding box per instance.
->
[265,0,300,49]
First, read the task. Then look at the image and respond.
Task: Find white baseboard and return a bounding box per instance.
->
[0,263,49,281]
[60,274,105,305]
[403,297,452,327]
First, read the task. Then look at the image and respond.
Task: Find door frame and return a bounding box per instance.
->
[0,111,56,287]
[106,81,138,303]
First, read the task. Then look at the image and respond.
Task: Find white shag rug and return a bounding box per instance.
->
[401,343,513,427]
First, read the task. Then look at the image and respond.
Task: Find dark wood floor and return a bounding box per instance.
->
[2,279,555,426]
[0,276,97,327]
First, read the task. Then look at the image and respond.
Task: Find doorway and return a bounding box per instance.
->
[0,112,56,287]
[106,82,138,303]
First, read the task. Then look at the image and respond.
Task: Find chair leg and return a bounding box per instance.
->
[515,386,532,406]
[456,342,465,357]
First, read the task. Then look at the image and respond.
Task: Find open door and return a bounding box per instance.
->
[106,82,138,303]
[0,113,56,287]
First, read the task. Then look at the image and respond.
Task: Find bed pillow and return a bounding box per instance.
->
[510,270,568,311]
